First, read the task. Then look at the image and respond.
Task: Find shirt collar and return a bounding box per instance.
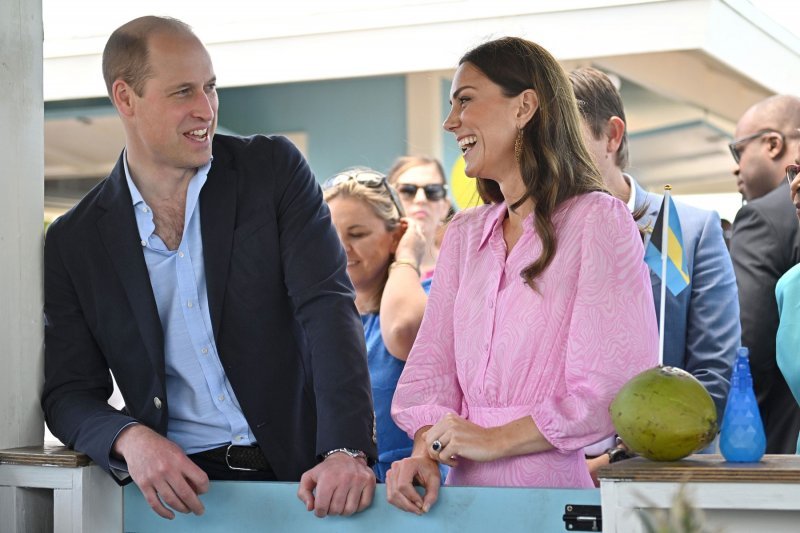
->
[478,202,535,250]
[623,173,636,213]
[123,149,213,207]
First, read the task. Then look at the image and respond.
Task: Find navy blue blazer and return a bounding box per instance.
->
[42,134,376,481]
[633,177,740,420]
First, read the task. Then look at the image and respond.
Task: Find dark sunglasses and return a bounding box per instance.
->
[728,129,782,164]
[787,164,800,185]
[323,170,406,218]
[396,183,448,201]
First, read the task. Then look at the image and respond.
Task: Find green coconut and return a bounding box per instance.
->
[610,366,718,461]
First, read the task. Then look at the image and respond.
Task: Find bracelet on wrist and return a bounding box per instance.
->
[389,260,420,277]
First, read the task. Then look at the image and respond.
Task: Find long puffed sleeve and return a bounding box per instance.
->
[530,194,659,451]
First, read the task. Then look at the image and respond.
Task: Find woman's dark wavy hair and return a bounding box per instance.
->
[460,37,608,290]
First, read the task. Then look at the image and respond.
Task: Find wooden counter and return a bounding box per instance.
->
[0,445,120,532]
[599,454,800,532]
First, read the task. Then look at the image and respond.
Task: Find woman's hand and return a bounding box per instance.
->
[424,413,502,466]
[385,455,441,514]
[394,218,426,266]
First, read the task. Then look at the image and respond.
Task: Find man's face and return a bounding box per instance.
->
[125,32,218,178]
[732,114,779,201]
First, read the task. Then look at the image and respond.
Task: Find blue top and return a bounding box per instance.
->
[776,263,800,453]
[365,277,432,481]
[125,155,254,454]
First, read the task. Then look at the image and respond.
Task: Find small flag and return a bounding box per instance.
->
[644,193,690,296]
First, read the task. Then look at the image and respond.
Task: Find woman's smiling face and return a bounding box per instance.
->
[328,196,398,296]
[443,62,520,181]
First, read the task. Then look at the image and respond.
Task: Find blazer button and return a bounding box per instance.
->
[153,397,162,409]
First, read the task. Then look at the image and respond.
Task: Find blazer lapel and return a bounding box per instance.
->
[96,155,165,374]
[200,157,236,341]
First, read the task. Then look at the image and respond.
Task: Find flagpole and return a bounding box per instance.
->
[659,185,671,366]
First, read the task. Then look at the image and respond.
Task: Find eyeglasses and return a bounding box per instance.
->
[728,129,785,164]
[787,164,800,185]
[323,170,406,218]
[396,183,448,201]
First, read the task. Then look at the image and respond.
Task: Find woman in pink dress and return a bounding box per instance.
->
[386,36,659,514]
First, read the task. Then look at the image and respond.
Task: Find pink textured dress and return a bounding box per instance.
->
[391,192,659,488]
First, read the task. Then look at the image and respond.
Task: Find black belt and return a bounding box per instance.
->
[195,444,271,472]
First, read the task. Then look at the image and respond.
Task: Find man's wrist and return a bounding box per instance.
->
[605,445,635,464]
[322,448,369,465]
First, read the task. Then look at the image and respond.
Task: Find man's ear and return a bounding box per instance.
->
[767,132,785,160]
[516,89,539,128]
[605,116,626,155]
[112,80,135,118]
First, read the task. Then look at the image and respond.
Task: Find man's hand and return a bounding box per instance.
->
[586,454,609,487]
[113,424,209,520]
[296,452,376,517]
[385,455,441,514]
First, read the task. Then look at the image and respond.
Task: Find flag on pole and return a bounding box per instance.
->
[644,191,690,296]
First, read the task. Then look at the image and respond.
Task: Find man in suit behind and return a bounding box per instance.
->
[570,68,740,476]
[730,94,800,453]
[42,16,376,520]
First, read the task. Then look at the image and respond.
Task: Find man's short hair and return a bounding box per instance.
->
[569,67,629,170]
[102,16,195,99]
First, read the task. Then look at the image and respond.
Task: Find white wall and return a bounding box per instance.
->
[0,0,48,529]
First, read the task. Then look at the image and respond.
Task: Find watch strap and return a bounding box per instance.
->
[322,448,368,462]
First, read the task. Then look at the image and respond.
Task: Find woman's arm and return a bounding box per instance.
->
[423,413,554,466]
[380,219,428,360]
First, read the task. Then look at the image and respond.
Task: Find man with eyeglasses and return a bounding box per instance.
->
[729,94,800,454]
[570,68,740,478]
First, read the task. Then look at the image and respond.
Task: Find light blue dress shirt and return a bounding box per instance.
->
[124,155,255,454]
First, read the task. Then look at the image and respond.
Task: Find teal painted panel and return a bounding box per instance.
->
[441,76,462,185]
[124,482,599,532]
[218,76,407,182]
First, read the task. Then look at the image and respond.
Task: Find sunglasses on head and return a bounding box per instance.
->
[323,170,406,218]
[787,164,800,185]
[395,183,448,201]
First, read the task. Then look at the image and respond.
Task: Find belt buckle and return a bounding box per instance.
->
[225,443,257,472]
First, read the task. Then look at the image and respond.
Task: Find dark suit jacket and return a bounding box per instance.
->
[42,134,376,481]
[731,180,800,453]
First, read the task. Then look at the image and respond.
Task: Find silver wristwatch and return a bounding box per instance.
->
[322,448,367,461]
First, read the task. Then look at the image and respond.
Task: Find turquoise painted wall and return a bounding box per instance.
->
[45,75,408,184]
[218,76,407,182]
[440,77,460,183]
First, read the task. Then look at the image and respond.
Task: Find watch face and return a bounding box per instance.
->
[608,448,633,463]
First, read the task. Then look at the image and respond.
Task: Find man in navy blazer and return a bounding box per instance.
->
[42,16,376,520]
[570,68,740,473]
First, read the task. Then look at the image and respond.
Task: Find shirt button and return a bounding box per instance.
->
[153,397,162,409]
[235,435,243,442]
[488,300,494,308]
[218,394,225,402]
[201,347,208,354]
[179,251,184,258]
[140,240,146,247]
[143,207,150,213]
[187,300,193,308]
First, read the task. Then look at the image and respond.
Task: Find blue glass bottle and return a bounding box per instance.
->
[720,347,767,462]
